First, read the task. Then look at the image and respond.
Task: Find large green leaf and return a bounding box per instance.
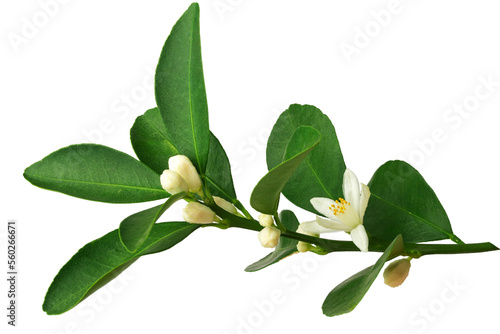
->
[245,210,300,272]
[322,235,404,317]
[131,107,237,204]
[43,222,199,315]
[130,107,179,175]
[251,126,321,214]
[155,3,209,173]
[267,104,346,214]
[24,144,168,203]
[119,192,187,252]
[364,160,455,243]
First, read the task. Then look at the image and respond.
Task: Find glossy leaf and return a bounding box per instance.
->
[119,192,187,252]
[130,107,179,175]
[364,160,455,243]
[131,107,237,204]
[155,3,209,173]
[251,126,321,214]
[322,235,404,317]
[43,222,199,315]
[267,104,346,214]
[24,144,168,203]
[205,134,237,202]
[245,210,300,272]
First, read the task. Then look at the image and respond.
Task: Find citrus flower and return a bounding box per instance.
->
[300,169,370,252]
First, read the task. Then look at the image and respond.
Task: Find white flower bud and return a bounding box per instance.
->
[182,202,216,224]
[160,170,189,195]
[296,225,318,252]
[258,214,274,227]
[213,196,237,214]
[258,226,281,248]
[383,258,411,288]
[168,155,202,193]
[297,241,312,253]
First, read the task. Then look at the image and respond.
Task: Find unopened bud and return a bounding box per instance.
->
[213,196,237,214]
[383,258,411,288]
[296,226,318,252]
[182,202,216,224]
[160,170,189,195]
[258,226,281,248]
[168,155,202,193]
[258,214,274,227]
[297,241,312,253]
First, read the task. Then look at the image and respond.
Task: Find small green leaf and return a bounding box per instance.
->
[245,210,300,272]
[364,160,455,243]
[24,144,168,203]
[205,133,237,202]
[267,104,346,214]
[251,126,321,214]
[43,222,199,315]
[119,192,187,252]
[322,235,404,317]
[155,3,209,173]
[130,107,180,175]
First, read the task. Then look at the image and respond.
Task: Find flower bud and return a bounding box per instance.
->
[297,241,312,253]
[258,214,274,227]
[160,170,189,195]
[258,226,281,248]
[182,202,216,224]
[168,155,202,193]
[383,258,411,288]
[296,226,318,252]
[213,196,237,214]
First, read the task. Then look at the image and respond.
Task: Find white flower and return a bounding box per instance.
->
[258,226,281,248]
[160,170,189,195]
[182,202,216,224]
[168,155,202,193]
[300,169,371,252]
[258,214,274,227]
[213,196,237,214]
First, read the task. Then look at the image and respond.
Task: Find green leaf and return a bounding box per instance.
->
[364,160,455,243]
[119,192,187,252]
[24,144,168,203]
[322,235,404,317]
[43,222,199,315]
[130,107,180,175]
[266,104,346,214]
[251,126,321,214]
[205,133,237,202]
[245,210,300,272]
[155,3,209,173]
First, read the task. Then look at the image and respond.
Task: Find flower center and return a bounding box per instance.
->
[329,198,350,216]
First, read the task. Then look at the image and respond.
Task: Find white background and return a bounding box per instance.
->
[2,0,500,333]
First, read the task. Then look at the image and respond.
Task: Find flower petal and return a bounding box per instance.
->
[350,224,369,252]
[343,169,361,214]
[358,183,371,220]
[316,216,351,232]
[299,220,335,234]
[310,197,337,219]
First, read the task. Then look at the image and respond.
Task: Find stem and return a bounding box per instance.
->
[208,203,498,258]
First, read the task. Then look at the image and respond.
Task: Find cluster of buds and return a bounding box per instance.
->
[160,155,202,195]
[257,214,281,248]
[161,155,237,225]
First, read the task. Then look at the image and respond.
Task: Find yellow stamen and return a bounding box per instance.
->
[329,198,350,216]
